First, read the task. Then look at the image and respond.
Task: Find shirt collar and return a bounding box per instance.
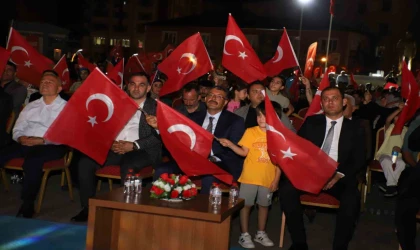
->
[325,115,344,126]
[206,110,222,121]
[41,95,63,106]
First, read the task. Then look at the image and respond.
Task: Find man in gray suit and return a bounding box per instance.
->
[71,72,162,222]
[235,81,294,131]
[0,62,27,120]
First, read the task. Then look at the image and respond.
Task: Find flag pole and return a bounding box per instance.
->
[6,19,14,49]
[324,14,333,73]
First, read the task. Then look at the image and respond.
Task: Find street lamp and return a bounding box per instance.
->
[297,0,312,61]
[321,57,327,62]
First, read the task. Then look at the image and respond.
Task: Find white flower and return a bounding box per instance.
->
[164,184,171,192]
[175,175,180,182]
[191,184,196,188]
[183,184,191,191]
[175,187,183,193]
[158,181,165,188]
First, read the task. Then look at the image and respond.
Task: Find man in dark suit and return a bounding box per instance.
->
[71,72,162,222]
[152,86,245,194]
[278,86,365,250]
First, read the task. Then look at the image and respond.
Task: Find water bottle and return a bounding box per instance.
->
[124,174,133,195]
[209,182,217,203]
[212,184,222,206]
[391,150,398,164]
[229,182,239,205]
[134,173,142,194]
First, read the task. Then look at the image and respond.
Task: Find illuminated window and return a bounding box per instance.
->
[109,38,130,47]
[122,39,130,47]
[53,49,62,61]
[138,40,144,48]
[93,37,106,45]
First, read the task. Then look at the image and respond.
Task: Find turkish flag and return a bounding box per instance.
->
[326,65,337,74]
[106,61,114,74]
[265,95,337,194]
[78,56,96,73]
[222,14,266,83]
[147,52,163,62]
[0,47,11,76]
[156,100,233,184]
[6,28,53,85]
[304,75,330,119]
[264,28,299,77]
[303,42,317,79]
[158,33,213,97]
[44,68,139,164]
[107,59,124,88]
[163,44,175,58]
[391,62,420,135]
[349,73,358,90]
[53,55,71,92]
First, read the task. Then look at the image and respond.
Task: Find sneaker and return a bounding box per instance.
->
[239,233,255,248]
[254,231,274,247]
[384,186,398,197]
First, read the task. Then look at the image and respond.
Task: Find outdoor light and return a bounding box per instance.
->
[298,0,312,4]
[321,57,327,62]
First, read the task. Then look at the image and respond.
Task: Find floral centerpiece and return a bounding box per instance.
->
[150,173,198,200]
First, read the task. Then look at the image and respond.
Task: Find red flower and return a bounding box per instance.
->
[170,190,180,198]
[190,187,197,196]
[179,175,189,185]
[160,173,169,181]
[154,187,164,196]
[168,179,175,185]
[169,173,175,179]
[183,189,191,198]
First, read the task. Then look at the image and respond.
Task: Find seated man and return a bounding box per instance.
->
[71,72,162,222]
[0,70,67,218]
[1,61,27,122]
[150,86,245,194]
[176,82,206,117]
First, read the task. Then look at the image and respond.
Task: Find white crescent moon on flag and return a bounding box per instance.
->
[179,53,197,75]
[272,46,284,63]
[223,35,244,55]
[10,46,29,65]
[266,123,286,141]
[117,72,123,84]
[167,124,197,150]
[86,94,114,122]
[62,68,69,77]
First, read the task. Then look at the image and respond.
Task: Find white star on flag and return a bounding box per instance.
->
[87,116,98,127]
[176,67,182,74]
[24,60,33,68]
[238,51,248,60]
[280,147,297,159]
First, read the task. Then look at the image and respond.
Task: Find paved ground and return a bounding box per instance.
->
[0,171,416,250]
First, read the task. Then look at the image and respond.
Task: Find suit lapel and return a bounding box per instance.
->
[213,110,228,137]
[337,118,350,163]
[313,115,327,147]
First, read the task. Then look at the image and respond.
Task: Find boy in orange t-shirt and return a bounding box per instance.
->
[219,101,283,249]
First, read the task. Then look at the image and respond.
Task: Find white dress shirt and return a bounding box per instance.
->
[202,111,222,160]
[115,101,144,143]
[13,96,67,142]
[321,115,345,176]
[321,116,343,162]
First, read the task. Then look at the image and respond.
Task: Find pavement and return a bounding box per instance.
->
[0,170,415,250]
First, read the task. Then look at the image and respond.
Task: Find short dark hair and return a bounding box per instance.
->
[272,75,286,85]
[79,67,90,74]
[210,86,228,97]
[6,61,17,71]
[321,86,344,99]
[129,72,150,84]
[182,82,200,94]
[256,101,282,118]
[42,70,59,77]
[198,79,214,88]
[247,81,264,93]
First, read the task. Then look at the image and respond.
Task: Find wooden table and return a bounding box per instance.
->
[86,187,244,250]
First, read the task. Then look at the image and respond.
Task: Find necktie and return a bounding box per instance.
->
[206,117,214,133]
[321,121,337,155]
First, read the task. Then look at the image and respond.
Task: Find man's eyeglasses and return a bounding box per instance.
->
[206,93,226,100]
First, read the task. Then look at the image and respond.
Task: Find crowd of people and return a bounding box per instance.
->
[1,58,420,250]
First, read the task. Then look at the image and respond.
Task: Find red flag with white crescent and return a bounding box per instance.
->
[304,75,330,119]
[53,55,71,91]
[303,42,317,79]
[264,28,299,77]
[265,95,337,194]
[107,59,124,88]
[0,47,11,76]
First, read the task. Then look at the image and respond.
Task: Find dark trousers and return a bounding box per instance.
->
[395,166,420,250]
[78,150,152,208]
[154,160,234,194]
[278,176,360,250]
[0,143,67,203]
